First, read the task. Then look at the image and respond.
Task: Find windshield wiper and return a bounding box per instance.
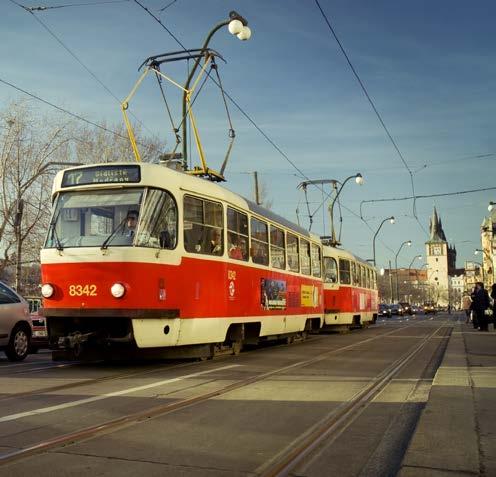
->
[101,216,128,250]
[49,210,63,251]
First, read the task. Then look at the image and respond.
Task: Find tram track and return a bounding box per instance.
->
[0,323,433,467]
[257,326,450,477]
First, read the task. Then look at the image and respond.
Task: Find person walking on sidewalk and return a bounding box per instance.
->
[471,282,491,331]
[461,293,472,324]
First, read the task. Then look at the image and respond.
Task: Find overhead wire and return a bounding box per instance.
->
[9,0,154,138]
[21,0,129,11]
[132,0,399,249]
[132,0,310,182]
[0,76,152,148]
[313,0,423,233]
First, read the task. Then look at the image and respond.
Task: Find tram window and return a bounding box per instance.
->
[373,270,377,289]
[339,259,351,284]
[227,207,248,261]
[351,262,359,286]
[287,233,299,272]
[251,217,269,266]
[311,243,321,277]
[183,195,224,256]
[323,257,338,283]
[135,188,177,249]
[300,239,311,275]
[366,268,371,289]
[270,225,285,269]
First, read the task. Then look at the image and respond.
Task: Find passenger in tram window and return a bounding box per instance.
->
[209,228,223,255]
[228,234,244,260]
[124,210,139,238]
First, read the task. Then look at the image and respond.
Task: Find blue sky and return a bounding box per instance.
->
[2,0,496,269]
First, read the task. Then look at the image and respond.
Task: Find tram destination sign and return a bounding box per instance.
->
[61,165,141,187]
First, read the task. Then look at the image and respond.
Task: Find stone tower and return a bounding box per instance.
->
[425,207,455,306]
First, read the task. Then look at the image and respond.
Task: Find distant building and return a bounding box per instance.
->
[425,207,457,306]
[480,208,496,288]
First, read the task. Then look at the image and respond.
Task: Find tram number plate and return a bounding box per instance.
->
[69,284,97,297]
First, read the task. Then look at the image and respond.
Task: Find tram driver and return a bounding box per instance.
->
[125,210,139,238]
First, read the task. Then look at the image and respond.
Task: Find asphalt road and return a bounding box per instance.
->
[0,313,461,476]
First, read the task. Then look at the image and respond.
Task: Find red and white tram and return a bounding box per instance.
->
[40,162,325,359]
[322,246,378,331]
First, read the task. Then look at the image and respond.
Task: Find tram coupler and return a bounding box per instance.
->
[57,331,94,356]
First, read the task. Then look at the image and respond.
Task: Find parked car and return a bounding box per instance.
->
[411,305,422,314]
[399,302,412,315]
[379,304,392,318]
[26,297,48,352]
[424,302,437,314]
[0,281,32,361]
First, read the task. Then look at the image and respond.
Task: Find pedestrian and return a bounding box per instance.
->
[491,283,496,331]
[461,293,472,324]
[470,282,491,331]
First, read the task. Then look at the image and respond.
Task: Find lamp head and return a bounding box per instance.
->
[407,240,412,247]
[489,201,495,212]
[228,11,251,40]
[237,26,252,41]
[355,173,364,185]
[474,249,480,255]
[389,216,395,224]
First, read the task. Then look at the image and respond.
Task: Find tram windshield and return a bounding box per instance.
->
[45,188,177,249]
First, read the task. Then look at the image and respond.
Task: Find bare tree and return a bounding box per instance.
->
[0,100,165,292]
[0,101,78,289]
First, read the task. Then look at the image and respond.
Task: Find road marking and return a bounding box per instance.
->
[0,364,240,423]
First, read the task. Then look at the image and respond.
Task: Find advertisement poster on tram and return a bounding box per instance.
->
[261,278,287,310]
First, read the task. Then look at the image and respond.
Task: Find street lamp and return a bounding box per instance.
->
[408,254,422,270]
[297,173,363,238]
[182,11,251,169]
[328,173,363,246]
[372,216,395,267]
[488,201,495,212]
[394,240,412,302]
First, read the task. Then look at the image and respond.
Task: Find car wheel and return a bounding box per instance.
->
[5,324,30,362]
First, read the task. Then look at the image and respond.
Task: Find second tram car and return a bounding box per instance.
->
[322,246,378,330]
[40,163,324,359]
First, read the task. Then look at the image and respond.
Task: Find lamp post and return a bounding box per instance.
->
[182,11,251,170]
[408,254,422,270]
[394,240,412,302]
[328,173,363,246]
[372,216,395,267]
[297,173,363,241]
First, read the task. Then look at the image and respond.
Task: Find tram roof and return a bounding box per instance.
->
[53,162,318,241]
[322,244,373,268]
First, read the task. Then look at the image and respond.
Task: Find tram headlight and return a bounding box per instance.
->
[111,283,126,298]
[41,283,54,298]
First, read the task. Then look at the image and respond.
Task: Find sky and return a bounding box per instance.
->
[2,0,496,269]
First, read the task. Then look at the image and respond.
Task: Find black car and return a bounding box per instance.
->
[378,304,392,317]
[398,302,412,315]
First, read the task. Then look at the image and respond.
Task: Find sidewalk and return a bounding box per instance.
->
[399,319,496,476]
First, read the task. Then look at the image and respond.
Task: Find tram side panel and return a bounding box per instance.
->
[41,249,323,352]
